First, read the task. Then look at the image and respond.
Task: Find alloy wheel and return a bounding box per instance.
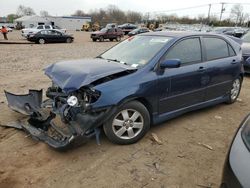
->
[112,109,144,140]
[231,78,241,101]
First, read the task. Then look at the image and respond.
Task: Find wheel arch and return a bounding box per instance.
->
[117,96,153,124]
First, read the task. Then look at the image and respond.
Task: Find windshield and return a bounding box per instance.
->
[242,32,250,43]
[100,28,108,32]
[99,36,172,67]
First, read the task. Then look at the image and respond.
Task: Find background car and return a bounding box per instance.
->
[221,114,250,188]
[118,23,137,35]
[128,28,150,37]
[27,29,73,44]
[90,27,124,42]
[22,25,66,38]
[241,31,250,73]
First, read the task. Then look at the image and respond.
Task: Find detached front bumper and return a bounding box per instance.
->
[4,89,114,149]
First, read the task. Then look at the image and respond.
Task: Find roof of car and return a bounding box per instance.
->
[141,31,224,38]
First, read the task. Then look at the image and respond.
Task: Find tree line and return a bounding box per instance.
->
[4,4,250,27]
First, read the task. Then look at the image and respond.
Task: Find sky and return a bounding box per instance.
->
[1,0,250,20]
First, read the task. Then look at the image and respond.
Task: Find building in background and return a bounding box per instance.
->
[14,15,91,30]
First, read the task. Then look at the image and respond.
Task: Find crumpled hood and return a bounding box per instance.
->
[44,58,136,93]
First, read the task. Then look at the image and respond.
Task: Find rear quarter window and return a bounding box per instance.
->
[203,37,230,60]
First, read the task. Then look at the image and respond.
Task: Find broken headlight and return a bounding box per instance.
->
[67,96,78,106]
[241,115,250,151]
[78,87,101,104]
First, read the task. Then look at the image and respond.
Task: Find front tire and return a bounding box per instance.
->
[116,36,121,41]
[227,77,242,104]
[66,38,72,43]
[104,101,150,145]
[38,38,45,44]
[99,36,104,42]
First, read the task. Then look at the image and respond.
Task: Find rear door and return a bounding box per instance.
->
[201,36,239,101]
[158,37,207,114]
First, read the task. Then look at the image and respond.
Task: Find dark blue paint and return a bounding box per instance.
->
[44,58,136,93]
[45,32,243,125]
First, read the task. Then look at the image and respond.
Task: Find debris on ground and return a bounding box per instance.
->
[150,133,163,145]
[214,115,222,120]
[198,142,213,151]
[153,162,160,170]
[237,98,243,102]
[177,155,186,158]
[196,183,213,188]
[0,120,23,129]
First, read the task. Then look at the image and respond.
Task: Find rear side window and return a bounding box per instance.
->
[204,37,229,60]
[37,25,44,29]
[45,25,50,29]
[163,38,202,64]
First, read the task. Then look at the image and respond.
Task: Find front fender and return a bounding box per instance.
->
[92,85,140,108]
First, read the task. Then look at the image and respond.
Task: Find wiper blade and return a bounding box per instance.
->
[96,55,104,59]
[107,58,127,65]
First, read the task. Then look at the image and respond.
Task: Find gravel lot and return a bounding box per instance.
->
[0,31,249,188]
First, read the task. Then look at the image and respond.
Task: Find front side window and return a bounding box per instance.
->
[204,37,229,61]
[45,25,50,29]
[37,25,43,29]
[163,38,202,64]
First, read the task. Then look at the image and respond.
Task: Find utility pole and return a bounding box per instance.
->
[220,2,225,22]
[207,4,211,24]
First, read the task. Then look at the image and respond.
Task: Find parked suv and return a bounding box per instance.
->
[90,28,124,42]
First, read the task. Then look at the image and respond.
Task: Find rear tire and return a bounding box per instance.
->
[104,101,150,145]
[226,77,242,104]
[116,36,121,42]
[99,36,104,42]
[66,38,72,43]
[38,38,45,44]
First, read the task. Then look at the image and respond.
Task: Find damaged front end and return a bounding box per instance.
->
[4,85,115,149]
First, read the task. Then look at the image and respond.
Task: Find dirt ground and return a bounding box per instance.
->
[0,31,249,188]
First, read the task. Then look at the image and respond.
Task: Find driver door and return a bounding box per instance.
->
[158,37,207,114]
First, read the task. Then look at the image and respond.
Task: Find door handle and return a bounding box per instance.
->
[197,66,206,72]
[231,59,237,64]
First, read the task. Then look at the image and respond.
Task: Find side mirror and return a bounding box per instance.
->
[160,59,181,69]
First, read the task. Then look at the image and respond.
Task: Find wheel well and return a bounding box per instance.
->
[240,73,244,81]
[117,97,154,124]
[134,98,153,124]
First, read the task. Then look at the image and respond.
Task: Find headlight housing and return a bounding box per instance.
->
[241,115,250,151]
[67,96,78,107]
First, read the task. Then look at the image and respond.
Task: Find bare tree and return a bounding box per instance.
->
[40,10,49,17]
[106,5,126,24]
[7,14,19,23]
[72,10,86,17]
[126,11,142,23]
[17,5,36,16]
[230,4,244,25]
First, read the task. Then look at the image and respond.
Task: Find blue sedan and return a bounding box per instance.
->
[5,32,244,149]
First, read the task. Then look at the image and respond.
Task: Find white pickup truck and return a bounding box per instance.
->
[21,25,66,38]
